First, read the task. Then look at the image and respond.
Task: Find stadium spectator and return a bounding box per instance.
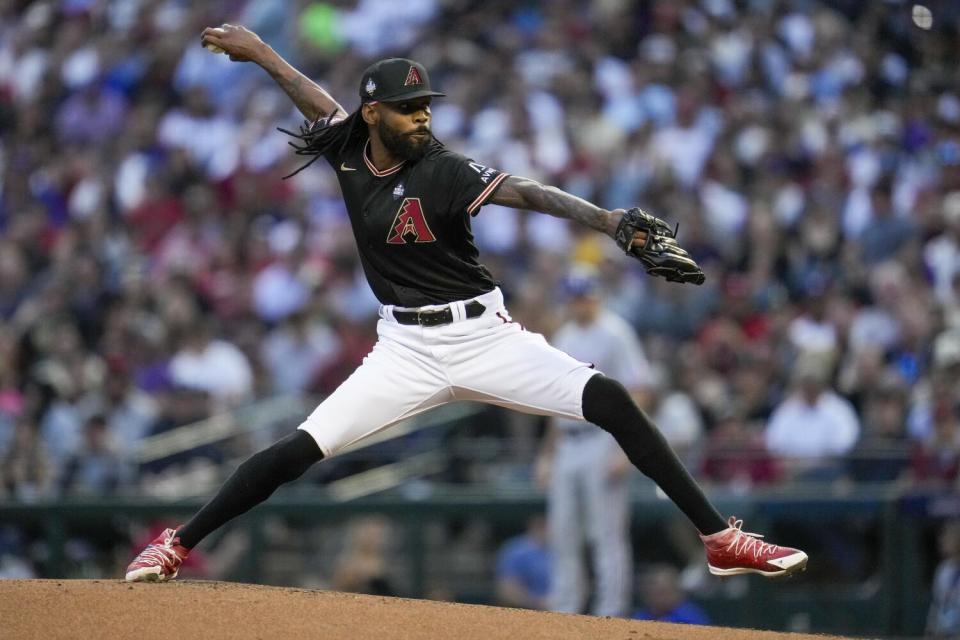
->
[908,330,960,442]
[786,282,838,359]
[924,192,960,307]
[856,176,918,266]
[928,521,960,638]
[331,516,399,597]
[764,355,860,480]
[77,360,158,466]
[702,411,780,490]
[495,516,551,611]
[1,417,54,501]
[0,526,36,579]
[632,564,710,625]
[260,310,340,395]
[845,372,911,484]
[910,400,960,488]
[60,414,130,497]
[168,319,254,408]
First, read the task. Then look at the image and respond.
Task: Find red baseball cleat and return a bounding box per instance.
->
[125,527,190,582]
[700,516,808,577]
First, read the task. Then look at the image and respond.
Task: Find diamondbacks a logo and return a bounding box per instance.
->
[404,66,423,86]
[386,198,436,244]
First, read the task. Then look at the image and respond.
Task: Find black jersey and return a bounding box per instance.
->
[324,137,509,307]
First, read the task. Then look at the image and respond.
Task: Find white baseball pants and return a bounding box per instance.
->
[298,287,600,458]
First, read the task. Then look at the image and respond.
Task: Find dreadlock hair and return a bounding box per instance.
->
[278,107,367,179]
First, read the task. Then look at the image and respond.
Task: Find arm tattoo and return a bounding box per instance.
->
[260,52,344,123]
[275,74,319,122]
[490,175,621,238]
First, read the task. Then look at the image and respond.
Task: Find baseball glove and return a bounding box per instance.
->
[614,207,706,285]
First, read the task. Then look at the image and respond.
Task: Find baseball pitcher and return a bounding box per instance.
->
[126,25,807,585]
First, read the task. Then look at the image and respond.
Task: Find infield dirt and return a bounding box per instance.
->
[1,579,851,640]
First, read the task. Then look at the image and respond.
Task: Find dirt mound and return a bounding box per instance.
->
[2,580,848,640]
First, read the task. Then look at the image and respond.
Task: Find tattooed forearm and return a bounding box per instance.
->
[490,176,622,238]
[274,74,319,121]
[259,47,344,122]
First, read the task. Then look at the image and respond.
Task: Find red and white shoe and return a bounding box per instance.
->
[125,527,190,582]
[701,516,808,577]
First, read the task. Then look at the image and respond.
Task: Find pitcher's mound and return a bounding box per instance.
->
[1,579,848,640]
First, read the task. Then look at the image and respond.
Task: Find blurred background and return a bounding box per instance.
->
[1,0,959,637]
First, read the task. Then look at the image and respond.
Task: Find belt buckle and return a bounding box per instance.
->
[416,308,441,326]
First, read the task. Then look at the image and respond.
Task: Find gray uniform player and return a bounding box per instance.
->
[538,272,651,616]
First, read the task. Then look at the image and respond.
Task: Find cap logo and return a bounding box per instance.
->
[403,66,423,86]
[365,78,377,96]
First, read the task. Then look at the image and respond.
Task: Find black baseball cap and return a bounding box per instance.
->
[359,58,445,103]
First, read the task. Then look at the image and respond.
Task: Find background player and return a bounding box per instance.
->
[536,269,652,616]
[125,24,807,584]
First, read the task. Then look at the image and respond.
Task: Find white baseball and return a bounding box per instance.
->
[205,27,226,54]
[912,4,933,30]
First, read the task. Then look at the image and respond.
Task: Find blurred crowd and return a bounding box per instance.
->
[0,0,959,510]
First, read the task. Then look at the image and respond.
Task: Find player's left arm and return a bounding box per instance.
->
[490,175,627,241]
[491,175,706,285]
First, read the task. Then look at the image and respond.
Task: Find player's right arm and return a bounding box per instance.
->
[200,24,345,123]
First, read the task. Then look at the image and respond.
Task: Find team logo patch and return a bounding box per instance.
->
[386,198,436,244]
[393,183,405,199]
[365,78,377,96]
[403,66,423,86]
[469,161,498,184]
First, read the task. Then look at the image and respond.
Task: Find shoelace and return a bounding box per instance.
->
[135,537,181,568]
[725,519,779,559]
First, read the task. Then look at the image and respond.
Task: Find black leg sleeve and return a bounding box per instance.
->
[582,374,727,535]
[176,429,324,549]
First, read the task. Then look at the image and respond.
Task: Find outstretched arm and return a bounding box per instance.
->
[490,175,626,241]
[201,24,345,123]
[491,175,705,284]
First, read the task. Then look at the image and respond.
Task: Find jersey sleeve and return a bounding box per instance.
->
[319,119,351,168]
[435,150,510,217]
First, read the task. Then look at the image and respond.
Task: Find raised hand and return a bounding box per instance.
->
[200,24,266,62]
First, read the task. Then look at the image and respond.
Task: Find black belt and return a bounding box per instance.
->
[393,300,486,326]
